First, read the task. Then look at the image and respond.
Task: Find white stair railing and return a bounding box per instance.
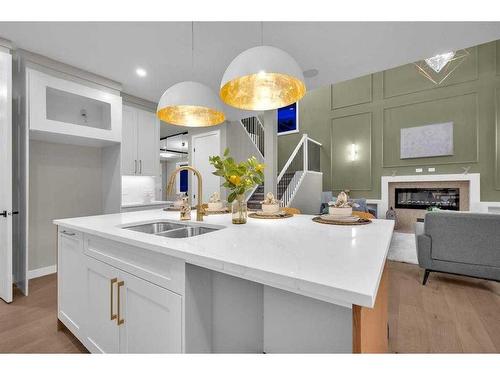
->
[277,134,322,207]
[240,116,265,158]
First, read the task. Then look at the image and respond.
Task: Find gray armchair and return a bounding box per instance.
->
[415,211,500,285]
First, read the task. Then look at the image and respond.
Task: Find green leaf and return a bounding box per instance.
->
[224,148,230,157]
[228,191,237,203]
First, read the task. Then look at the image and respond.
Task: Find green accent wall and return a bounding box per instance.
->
[278,40,500,201]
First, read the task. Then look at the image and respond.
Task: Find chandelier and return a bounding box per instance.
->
[414,49,469,85]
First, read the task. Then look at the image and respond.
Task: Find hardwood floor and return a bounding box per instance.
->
[1,263,499,353]
[0,274,87,353]
[388,261,500,353]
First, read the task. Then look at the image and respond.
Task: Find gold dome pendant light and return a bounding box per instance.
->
[220,23,306,111]
[157,23,225,127]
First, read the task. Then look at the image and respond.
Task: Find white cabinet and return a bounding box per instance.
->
[57,228,85,338]
[119,270,182,353]
[28,68,122,146]
[121,106,138,175]
[84,255,121,353]
[136,110,159,176]
[65,242,182,353]
[121,105,159,176]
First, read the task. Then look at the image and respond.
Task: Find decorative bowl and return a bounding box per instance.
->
[262,203,280,214]
[328,207,353,216]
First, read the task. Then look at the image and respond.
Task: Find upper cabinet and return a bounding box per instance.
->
[121,105,159,176]
[28,68,122,146]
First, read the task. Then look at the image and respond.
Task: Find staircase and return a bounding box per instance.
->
[276,133,322,208]
[240,115,265,209]
[247,184,264,210]
[240,118,322,211]
[277,171,296,200]
[240,116,265,158]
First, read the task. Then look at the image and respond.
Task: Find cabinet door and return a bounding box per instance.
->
[57,229,84,338]
[136,109,158,176]
[119,270,182,353]
[121,105,138,175]
[28,68,122,145]
[84,255,120,353]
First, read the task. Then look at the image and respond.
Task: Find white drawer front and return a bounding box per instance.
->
[84,235,185,296]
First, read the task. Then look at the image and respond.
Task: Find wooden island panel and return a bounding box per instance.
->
[352,263,389,353]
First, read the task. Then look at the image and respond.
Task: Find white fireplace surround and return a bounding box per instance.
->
[374,173,482,219]
[367,173,500,264]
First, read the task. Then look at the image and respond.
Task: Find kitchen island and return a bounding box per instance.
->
[54,209,394,353]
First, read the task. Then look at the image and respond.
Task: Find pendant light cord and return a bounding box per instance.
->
[261,21,264,46]
[191,21,194,79]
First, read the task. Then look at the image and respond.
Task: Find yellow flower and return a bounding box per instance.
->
[229,175,241,186]
[256,163,265,172]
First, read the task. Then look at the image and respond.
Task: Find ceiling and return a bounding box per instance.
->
[160,123,190,138]
[1,22,500,121]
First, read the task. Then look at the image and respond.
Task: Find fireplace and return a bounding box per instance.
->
[395,187,460,211]
[386,179,471,233]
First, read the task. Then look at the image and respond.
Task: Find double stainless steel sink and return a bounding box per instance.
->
[123,220,220,238]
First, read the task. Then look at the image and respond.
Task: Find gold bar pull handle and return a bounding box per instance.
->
[110,278,118,320]
[117,280,125,326]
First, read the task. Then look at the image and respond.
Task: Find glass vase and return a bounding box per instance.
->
[231,194,247,224]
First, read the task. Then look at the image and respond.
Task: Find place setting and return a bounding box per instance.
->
[248,193,293,219]
[204,192,230,215]
[313,191,372,226]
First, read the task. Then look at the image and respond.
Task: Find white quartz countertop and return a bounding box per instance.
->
[54,209,394,308]
[121,200,172,208]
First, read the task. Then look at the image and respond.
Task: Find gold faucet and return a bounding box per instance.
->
[167,165,205,221]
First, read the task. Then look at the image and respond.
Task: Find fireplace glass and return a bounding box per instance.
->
[395,188,459,210]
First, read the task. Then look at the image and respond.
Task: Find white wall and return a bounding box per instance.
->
[29,140,103,271]
[290,171,323,214]
[225,121,264,165]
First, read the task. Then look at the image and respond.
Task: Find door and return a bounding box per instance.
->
[58,229,84,336]
[121,105,138,175]
[136,109,158,176]
[0,49,12,303]
[84,256,120,353]
[119,270,182,353]
[192,130,220,203]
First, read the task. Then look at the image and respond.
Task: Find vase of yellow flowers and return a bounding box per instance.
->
[209,149,264,224]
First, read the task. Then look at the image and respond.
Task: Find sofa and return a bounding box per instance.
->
[320,197,377,217]
[415,211,500,285]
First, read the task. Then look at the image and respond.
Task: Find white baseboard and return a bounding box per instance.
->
[28,264,57,279]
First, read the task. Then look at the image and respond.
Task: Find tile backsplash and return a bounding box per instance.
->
[122,176,158,205]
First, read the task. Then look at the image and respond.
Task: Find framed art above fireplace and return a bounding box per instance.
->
[400,122,454,159]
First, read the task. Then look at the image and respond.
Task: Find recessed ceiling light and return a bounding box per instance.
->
[136,68,147,77]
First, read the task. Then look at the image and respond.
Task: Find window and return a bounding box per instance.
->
[277,102,299,135]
